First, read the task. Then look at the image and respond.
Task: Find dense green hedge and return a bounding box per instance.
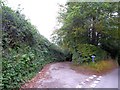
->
[2,4,66,89]
[72,44,107,64]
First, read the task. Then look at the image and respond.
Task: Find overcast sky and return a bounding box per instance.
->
[6,0,67,41]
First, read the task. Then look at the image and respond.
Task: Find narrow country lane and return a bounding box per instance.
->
[22,62,119,88]
[79,68,119,88]
[28,62,90,88]
[95,68,119,88]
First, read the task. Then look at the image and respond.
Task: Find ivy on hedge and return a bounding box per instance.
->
[2,4,66,90]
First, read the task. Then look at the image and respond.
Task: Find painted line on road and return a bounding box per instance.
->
[76,75,102,88]
[85,78,90,82]
[96,76,102,81]
[81,82,85,85]
[76,84,82,88]
[89,75,102,88]
[93,80,99,84]
[93,75,97,78]
[90,83,97,88]
[89,76,94,79]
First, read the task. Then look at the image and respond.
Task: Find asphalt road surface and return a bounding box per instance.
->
[22,62,119,89]
[95,68,119,88]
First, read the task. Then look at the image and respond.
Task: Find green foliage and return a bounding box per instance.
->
[52,2,119,64]
[72,44,107,64]
[2,46,35,88]
[1,3,66,90]
[79,44,107,61]
[84,60,118,73]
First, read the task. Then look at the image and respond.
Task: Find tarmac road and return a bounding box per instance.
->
[95,68,119,88]
[22,62,119,89]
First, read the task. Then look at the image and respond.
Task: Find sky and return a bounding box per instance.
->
[6,0,67,41]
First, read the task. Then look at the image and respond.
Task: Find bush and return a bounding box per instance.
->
[72,44,107,64]
[2,4,66,90]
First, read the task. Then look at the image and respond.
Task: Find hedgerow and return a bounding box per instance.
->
[2,4,66,89]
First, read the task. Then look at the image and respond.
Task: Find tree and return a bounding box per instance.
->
[52,2,119,63]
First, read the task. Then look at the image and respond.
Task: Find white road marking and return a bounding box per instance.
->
[76,85,82,88]
[86,79,90,82]
[81,82,85,85]
[90,83,96,88]
[89,76,94,79]
[93,75,97,78]
[94,80,99,84]
[77,75,101,88]
[96,78,101,81]
[98,76,102,78]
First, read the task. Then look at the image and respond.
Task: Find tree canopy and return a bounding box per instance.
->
[52,2,119,63]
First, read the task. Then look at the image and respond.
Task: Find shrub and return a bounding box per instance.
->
[72,44,107,64]
[2,4,66,90]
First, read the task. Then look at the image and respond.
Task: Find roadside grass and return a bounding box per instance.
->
[71,59,118,75]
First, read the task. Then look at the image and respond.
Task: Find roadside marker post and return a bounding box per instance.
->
[91,55,95,63]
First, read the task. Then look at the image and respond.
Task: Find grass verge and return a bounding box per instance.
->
[71,59,118,75]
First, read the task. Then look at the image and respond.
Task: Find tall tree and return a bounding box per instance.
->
[52,2,119,60]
